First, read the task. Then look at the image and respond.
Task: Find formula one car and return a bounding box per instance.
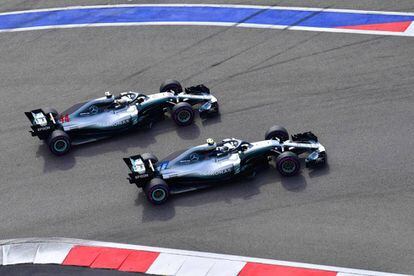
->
[124,125,326,204]
[25,80,218,155]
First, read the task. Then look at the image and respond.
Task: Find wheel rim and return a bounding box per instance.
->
[177,110,191,123]
[281,159,296,173]
[54,139,68,152]
[152,189,166,202]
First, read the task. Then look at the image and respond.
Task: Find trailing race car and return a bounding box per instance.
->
[124,125,326,204]
[25,80,219,155]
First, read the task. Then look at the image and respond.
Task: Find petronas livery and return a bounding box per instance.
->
[25,80,219,155]
[124,126,327,204]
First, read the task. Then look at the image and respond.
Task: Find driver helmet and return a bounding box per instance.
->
[207,138,215,145]
[105,91,112,98]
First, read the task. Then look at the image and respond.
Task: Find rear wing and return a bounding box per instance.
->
[123,155,156,187]
[24,109,58,140]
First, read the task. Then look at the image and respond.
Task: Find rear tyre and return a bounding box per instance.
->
[276,151,300,176]
[265,125,289,142]
[141,153,158,164]
[244,169,257,180]
[47,130,71,156]
[42,107,59,119]
[160,79,183,94]
[172,102,195,126]
[144,178,170,205]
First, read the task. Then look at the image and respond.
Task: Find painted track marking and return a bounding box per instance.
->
[0,238,410,275]
[0,4,414,36]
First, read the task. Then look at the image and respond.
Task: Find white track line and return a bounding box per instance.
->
[0,21,413,37]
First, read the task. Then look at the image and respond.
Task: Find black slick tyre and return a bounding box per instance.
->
[141,153,158,164]
[265,125,289,142]
[144,178,170,205]
[172,102,195,126]
[276,151,300,176]
[160,79,183,94]
[47,130,71,156]
[244,169,257,180]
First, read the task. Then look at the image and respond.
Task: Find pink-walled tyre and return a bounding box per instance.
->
[276,151,300,176]
[172,102,195,126]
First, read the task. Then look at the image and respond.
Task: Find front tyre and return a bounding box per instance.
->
[172,102,195,126]
[47,130,71,156]
[276,151,300,176]
[160,79,183,94]
[265,125,289,142]
[144,178,170,205]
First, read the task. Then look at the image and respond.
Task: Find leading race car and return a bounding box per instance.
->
[25,80,219,155]
[124,125,327,204]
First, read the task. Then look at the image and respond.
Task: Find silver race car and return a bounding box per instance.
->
[25,80,219,155]
[124,125,327,204]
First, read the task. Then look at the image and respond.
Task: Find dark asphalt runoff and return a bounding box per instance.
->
[0,0,413,274]
[0,264,144,276]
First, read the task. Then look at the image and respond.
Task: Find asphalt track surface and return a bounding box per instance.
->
[0,0,413,274]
